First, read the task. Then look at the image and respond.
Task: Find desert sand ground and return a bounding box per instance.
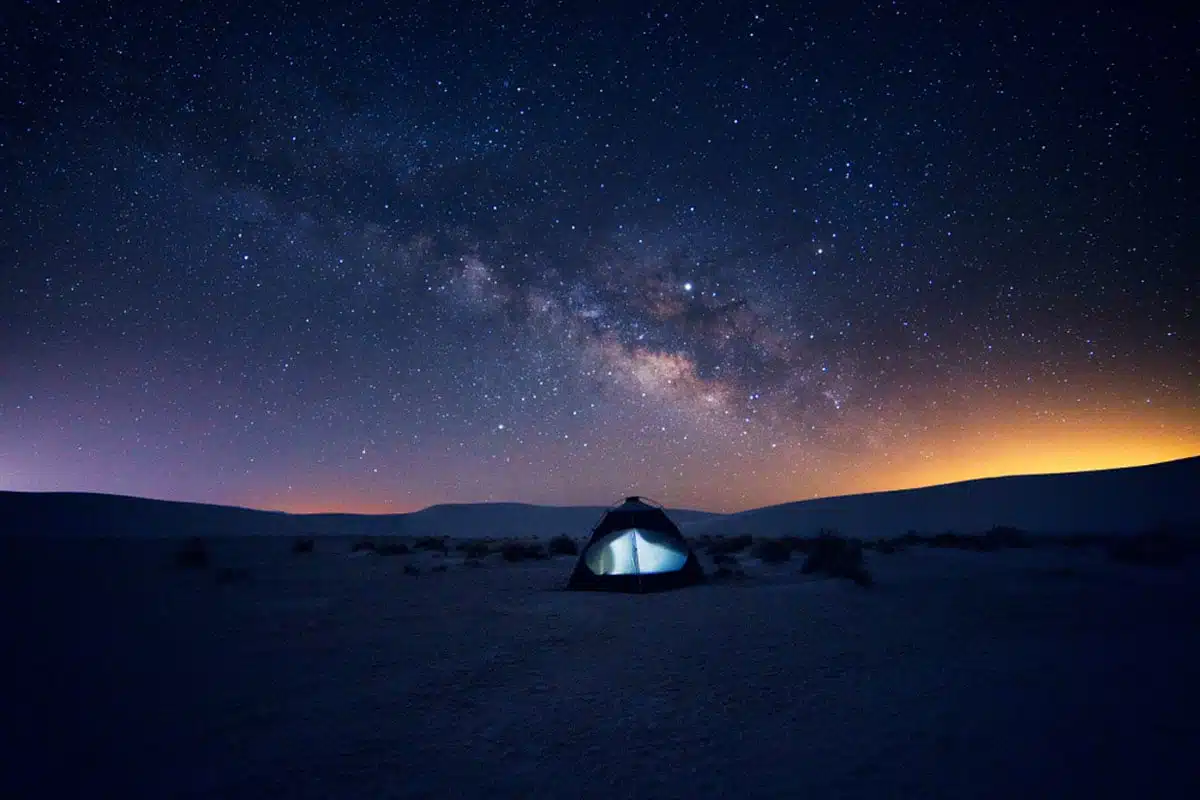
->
[5,536,1199,799]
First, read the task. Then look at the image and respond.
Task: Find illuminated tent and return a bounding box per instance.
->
[566,496,705,592]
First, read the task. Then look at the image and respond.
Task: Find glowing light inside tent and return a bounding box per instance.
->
[584,528,689,575]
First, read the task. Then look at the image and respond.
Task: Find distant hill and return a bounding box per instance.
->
[0,492,714,539]
[683,456,1200,539]
[2,456,1195,539]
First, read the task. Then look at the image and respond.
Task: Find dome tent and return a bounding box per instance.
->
[566,496,705,592]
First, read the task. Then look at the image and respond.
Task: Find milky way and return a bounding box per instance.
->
[3,1,1196,512]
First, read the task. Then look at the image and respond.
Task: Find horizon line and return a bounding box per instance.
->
[3,454,1195,517]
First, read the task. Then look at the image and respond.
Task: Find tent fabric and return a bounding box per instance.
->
[566,496,705,592]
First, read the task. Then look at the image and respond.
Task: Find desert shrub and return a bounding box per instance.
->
[900,531,927,546]
[547,535,578,556]
[175,537,209,569]
[456,539,491,558]
[414,536,448,553]
[1108,530,1192,567]
[711,552,739,566]
[928,532,969,549]
[707,534,754,556]
[431,564,448,573]
[870,540,898,554]
[456,540,491,559]
[501,541,548,562]
[776,536,811,554]
[351,538,377,553]
[801,532,871,586]
[752,538,791,564]
[924,529,1032,552]
[712,564,747,582]
[376,541,411,556]
[463,558,485,568]
[403,564,421,576]
[292,537,315,554]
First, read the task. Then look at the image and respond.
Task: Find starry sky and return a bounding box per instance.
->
[2,1,1197,514]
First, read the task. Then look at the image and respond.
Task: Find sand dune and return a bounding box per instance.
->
[2,456,1195,541]
[684,456,1199,539]
[3,458,1198,797]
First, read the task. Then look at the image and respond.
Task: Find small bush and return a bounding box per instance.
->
[712,565,747,582]
[928,532,972,549]
[351,539,377,553]
[547,535,578,556]
[873,540,898,554]
[431,564,448,573]
[707,534,754,556]
[752,538,791,564]
[403,564,421,576]
[376,541,411,556]
[923,528,1032,552]
[175,537,209,569]
[456,539,492,558]
[292,537,315,554]
[711,552,739,566]
[414,536,448,553]
[457,540,491,559]
[801,532,871,586]
[501,541,548,562]
[463,558,485,568]
[777,536,811,554]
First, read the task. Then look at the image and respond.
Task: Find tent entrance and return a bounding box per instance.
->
[582,528,689,576]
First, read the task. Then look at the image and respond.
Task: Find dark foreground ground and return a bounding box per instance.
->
[4,536,1199,799]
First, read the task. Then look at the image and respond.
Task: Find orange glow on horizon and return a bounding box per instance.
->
[232,407,1199,515]
[857,413,1200,499]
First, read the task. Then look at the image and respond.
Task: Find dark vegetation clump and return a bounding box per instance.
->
[927,532,978,550]
[431,564,449,573]
[706,534,754,556]
[414,536,448,553]
[1108,527,1194,567]
[501,541,548,562]
[376,541,411,556]
[403,564,421,576]
[292,537,315,554]
[456,540,492,559]
[752,537,792,564]
[175,537,209,569]
[711,552,739,566]
[801,531,872,586]
[547,535,578,556]
[906,526,1032,552]
[463,558,485,568]
[351,538,377,553]
[711,563,747,581]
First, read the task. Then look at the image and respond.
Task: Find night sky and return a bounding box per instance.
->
[3,1,1196,513]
